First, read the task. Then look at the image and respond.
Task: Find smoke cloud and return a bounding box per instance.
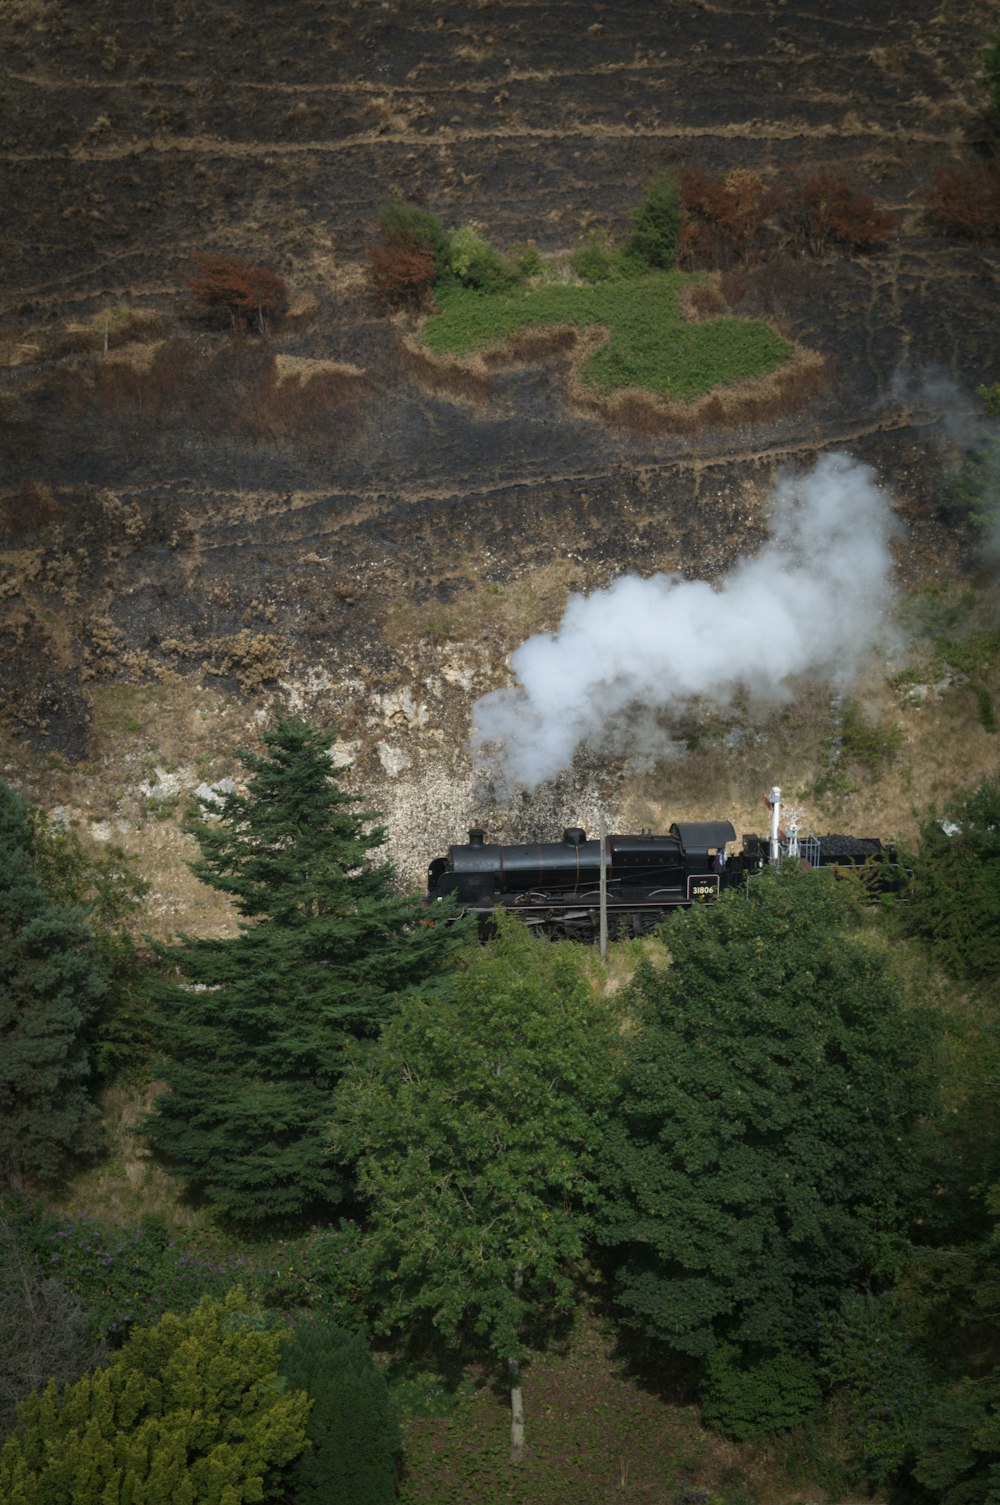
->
[892,367,1000,558]
[472,452,899,791]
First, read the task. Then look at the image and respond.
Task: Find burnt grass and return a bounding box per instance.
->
[1,0,998,760]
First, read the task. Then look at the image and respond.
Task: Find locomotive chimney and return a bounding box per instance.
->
[468,827,486,846]
[563,827,586,846]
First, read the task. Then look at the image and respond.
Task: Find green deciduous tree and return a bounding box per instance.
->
[904,778,1000,980]
[0,783,107,1192]
[143,718,468,1228]
[0,1289,309,1505]
[599,871,932,1438]
[332,917,618,1457]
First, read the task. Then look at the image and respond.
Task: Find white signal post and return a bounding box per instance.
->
[769,785,782,868]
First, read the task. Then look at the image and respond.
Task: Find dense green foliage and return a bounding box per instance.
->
[3,1198,245,1344]
[376,201,451,277]
[446,224,518,293]
[143,718,468,1228]
[700,1345,822,1442]
[0,1290,309,1504]
[599,872,932,1437]
[30,812,152,1078]
[904,777,1000,980]
[333,919,617,1369]
[423,272,790,401]
[372,185,792,400]
[625,172,683,268]
[819,1292,933,1486]
[10,719,1000,1497]
[282,1319,400,1505]
[0,783,107,1192]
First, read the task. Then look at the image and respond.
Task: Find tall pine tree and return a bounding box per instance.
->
[0,782,106,1192]
[144,717,467,1228]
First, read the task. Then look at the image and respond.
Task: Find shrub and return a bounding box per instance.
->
[376,201,450,276]
[281,1319,400,1505]
[820,1293,933,1488]
[5,1198,245,1344]
[447,224,517,292]
[0,1214,102,1440]
[177,253,288,334]
[509,239,541,279]
[701,1344,823,1440]
[0,1290,309,1505]
[253,1221,368,1323]
[364,238,438,311]
[570,228,621,282]
[925,161,1000,241]
[904,778,1000,980]
[625,172,683,268]
[679,167,769,267]
[774,172,896,254]
[911,1371,1000,1505]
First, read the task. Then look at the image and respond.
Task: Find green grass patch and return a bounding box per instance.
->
[421,271,792,402]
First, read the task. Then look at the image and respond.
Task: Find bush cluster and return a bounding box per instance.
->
[177,253,288,335]
[679,166,896,266]
[364,176,689,314]
[4,1200,244,1344]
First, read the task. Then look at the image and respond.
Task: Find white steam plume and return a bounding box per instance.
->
[472,452,899,791]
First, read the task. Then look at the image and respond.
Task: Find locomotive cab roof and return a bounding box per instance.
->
[669,820,737,857]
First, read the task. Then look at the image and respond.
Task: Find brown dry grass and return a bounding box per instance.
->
[568,344,829,438]
[399,337,493,404]
[54,1081,205,1227]
[384,557,584,653]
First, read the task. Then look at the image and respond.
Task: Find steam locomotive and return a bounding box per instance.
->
[426,802,895,941]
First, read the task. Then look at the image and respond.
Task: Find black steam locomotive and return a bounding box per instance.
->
[426,821,892,940]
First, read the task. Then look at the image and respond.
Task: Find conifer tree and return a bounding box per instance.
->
[144,718,467,1228]
[0,783,106,1192]
[281,1319,400,1505]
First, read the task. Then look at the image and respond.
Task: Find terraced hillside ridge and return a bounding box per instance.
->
[0,0,998,910]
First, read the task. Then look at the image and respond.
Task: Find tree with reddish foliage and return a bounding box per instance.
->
[363,238,438,312]
[177,254,287,335]
[773,173,896,256]
[679,167,770,268]
[925,162,1000,242]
